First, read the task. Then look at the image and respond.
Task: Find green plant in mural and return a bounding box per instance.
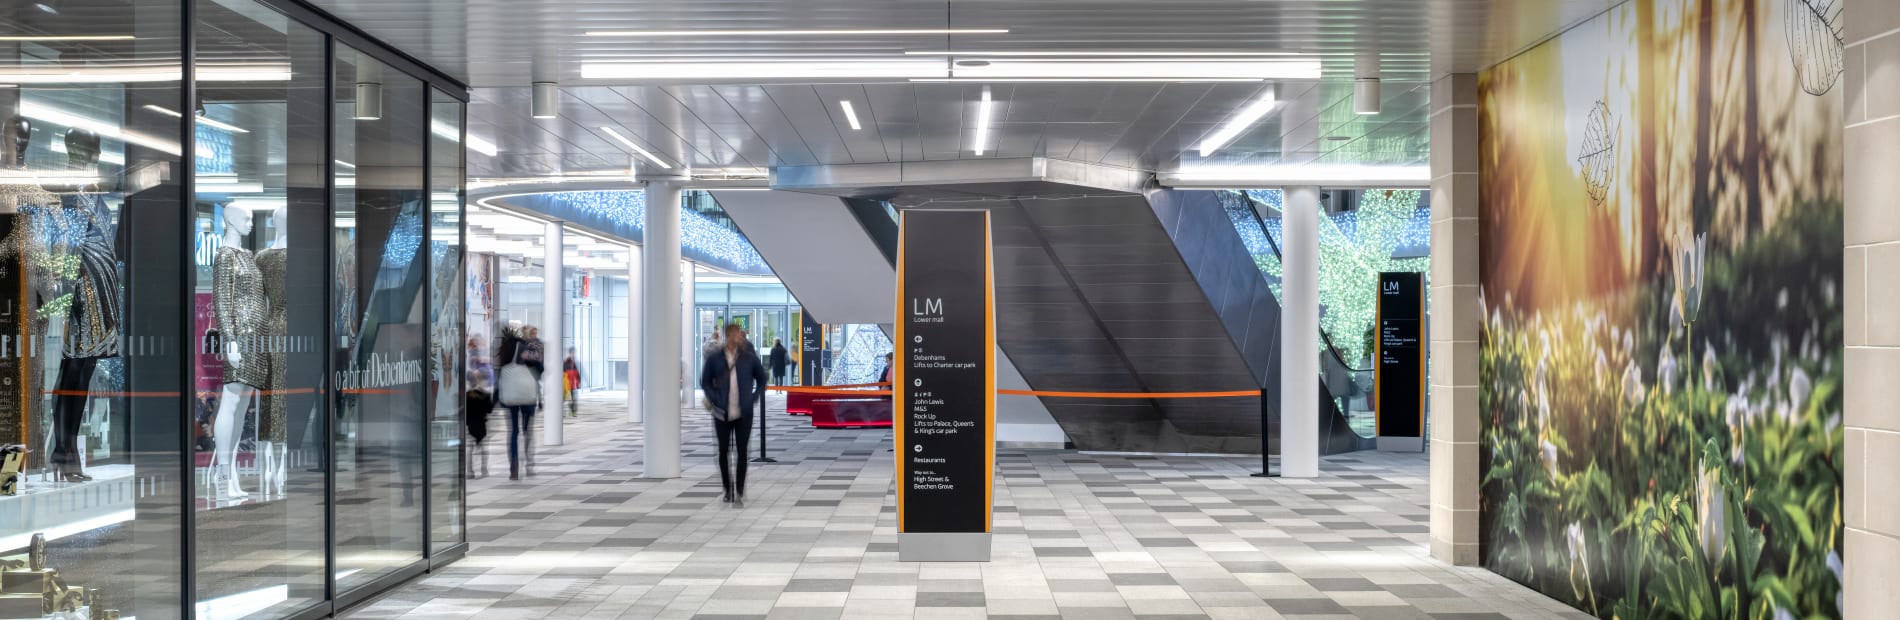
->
[1480,201,1844,619]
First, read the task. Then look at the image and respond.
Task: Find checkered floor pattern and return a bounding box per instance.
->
[342,393,1588,620]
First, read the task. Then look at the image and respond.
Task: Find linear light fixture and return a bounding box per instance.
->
[913,77,1261,83]
[0,65,290,84]
[1161,164,1431,188]
[1198,86,1280,157]
[20,101,180,155]
[429,119,497,157]
[973,87,993,156]
[599,126,672,169]
[905,50,1303,56]
[584,28,1006,37]
[953,59,1319,81]
[142,105,250,133]
[0,34,133,41]
[582,59,941,80]
[839,100,862,130]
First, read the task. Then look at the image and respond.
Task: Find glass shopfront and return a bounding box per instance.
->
[0,0,468,618]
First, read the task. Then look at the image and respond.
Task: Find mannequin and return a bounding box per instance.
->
[211,205,267,498]
[2,117,28,170]
[252,204,288,496]
[48,129,121,483]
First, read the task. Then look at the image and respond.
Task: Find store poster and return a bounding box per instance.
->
[194,292,225,398]
[1477,0,1843,616]
[895,209,994,542]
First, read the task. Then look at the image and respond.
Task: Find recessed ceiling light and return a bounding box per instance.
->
[1198,86,1280,157]
[912,78,1261,83]
[839,100,862,131]
[599,126,672,169]
[585,28,1007,37]
[973,87,993,156]
[33,4,56,14]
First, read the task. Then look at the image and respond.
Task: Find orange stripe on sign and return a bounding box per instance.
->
[997,389,1258,399]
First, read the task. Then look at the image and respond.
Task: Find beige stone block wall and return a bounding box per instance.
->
[1844,5,1900,617]
[1428,73,1481,566]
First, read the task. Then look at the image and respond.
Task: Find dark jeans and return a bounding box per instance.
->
[506,405,536,476]
[51,357,99,468]
[713,414,752,498]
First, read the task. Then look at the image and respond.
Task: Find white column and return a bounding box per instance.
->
[626,241,643,424]
[1280,186,1320,478]
[681,259,697,407]
[642,181,683,478]
[542,221,565,446]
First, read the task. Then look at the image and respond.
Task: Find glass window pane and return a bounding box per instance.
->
[190,0,328,616]
[0,3,187,619]
[427,88,464,555]
[333,45,428,591]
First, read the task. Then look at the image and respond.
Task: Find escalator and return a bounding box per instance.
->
[771,157,1372,455]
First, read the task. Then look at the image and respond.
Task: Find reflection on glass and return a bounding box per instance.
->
[191,0,329,616]
[427,88,464,554]
[332,45,427,591]
[0,2,187,618]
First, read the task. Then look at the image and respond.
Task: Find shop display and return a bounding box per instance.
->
[0,534,118,620]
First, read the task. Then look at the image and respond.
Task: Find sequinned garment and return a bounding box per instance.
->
[214,246,269,388]
[61,194,120,359]
[254,247,288,442]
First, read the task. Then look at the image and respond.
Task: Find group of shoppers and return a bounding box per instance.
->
[467,318,798,506]
[466,322,583,481]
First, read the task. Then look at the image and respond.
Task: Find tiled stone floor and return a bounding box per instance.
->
[344,393,1588,620]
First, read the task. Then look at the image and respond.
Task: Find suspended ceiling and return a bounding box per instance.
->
[303,0,1620,179]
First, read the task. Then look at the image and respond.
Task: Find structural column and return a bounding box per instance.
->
[1280,186,1320,478]
[627,241,643,424]
[1843,13,1900,618]
[542,220,565,446]
[643,181,683,478]
[1427,73,1481,566]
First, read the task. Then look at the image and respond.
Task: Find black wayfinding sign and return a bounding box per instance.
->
[800,312,824,387]
[896,210,994,561]
[1376,272,1424,451]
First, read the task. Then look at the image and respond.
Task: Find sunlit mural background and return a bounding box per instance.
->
[1477,0,1844,617]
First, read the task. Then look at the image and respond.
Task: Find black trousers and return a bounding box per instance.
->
[52,357,99,467]
[713,414,752,497]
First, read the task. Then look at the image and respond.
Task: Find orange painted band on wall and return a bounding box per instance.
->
[997,389,1258,399]
[46,390,184,398]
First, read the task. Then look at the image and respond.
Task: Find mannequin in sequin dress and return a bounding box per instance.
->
[252,204,289,496]
[47,130,121,483]
[212,205,267,499]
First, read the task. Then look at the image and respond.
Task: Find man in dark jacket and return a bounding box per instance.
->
[700,323,768,504]
[769,339,789,386]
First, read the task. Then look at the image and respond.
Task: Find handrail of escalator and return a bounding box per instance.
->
[1237,192,1374,375]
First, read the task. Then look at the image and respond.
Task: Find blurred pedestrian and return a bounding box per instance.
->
[700,323,766,505]
[495,324,545,480]
[563,347,582,417]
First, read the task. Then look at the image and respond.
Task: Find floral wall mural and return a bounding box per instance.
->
[1477,0,1843,618]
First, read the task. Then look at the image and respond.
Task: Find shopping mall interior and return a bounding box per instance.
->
[0,0,1890,618]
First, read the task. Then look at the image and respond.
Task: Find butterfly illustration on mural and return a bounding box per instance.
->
[1786,0,1844,95]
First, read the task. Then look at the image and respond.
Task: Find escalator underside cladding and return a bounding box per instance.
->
[776,158,1365,454]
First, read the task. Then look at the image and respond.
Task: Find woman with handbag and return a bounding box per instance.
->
[494,324,545,480]
[700,323,768,505]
